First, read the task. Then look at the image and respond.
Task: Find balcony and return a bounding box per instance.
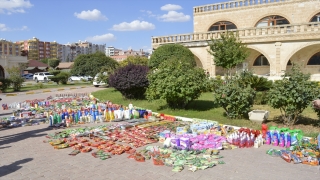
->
[152,22,320,47]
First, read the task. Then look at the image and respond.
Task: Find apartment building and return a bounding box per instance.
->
[107,46,149,62]
[18,37,60,61]
[60,41,106,62]
[0,39,28,78]
[152,0,320,80]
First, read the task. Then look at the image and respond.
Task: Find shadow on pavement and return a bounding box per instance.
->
[0,146,11,149]
[0,127,49,146]
[0,158,33,178]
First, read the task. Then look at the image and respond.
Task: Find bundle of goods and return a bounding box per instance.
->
[226,127,264,148]
[264,126,304,148]
[266,134,320,166]
[127,146,225,172]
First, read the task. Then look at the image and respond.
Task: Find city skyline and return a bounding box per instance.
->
[0,0,219,53]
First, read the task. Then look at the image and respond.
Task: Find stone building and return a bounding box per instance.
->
[151,0,320,80]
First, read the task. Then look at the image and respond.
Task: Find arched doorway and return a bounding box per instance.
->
[208,21,237,31]
[255,15,290,27]
[0,65,5,78]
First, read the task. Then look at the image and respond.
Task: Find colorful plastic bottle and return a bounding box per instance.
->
[279,133,285,147]
[266,131,271,145]
[317,133,320,150]
[286,133,291,148]
[272,131,279,146]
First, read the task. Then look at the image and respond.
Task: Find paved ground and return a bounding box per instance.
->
[0,88,319,180]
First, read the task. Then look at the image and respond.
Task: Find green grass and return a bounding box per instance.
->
[4,81,91,93]
[92,88,320,137]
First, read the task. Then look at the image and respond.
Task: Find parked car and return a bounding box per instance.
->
[68,75,84,82]
[22,73,34,79]
[93,72,108,87]
[33,72,54,83]
[83,75,93,81]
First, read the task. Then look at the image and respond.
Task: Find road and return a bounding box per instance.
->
[0,87,319,180]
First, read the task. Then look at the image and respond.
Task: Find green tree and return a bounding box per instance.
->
[207,31,249,76]
[70,52,119,77]
[40,58,49,65]
[48,58,60,69]
[149,44,196,69]
[214,76,256,119]
[6,66,24,91]
[146,57,206,109]
[119,56,148,67]
[267,65,319,126]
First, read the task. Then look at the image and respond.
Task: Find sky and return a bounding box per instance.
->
[0,0,220,53]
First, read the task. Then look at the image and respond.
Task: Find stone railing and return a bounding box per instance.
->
[152,22,319,45]
[194,0,290,13]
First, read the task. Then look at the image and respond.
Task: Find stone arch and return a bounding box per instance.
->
[252,13,292,27]
[0,65,5,78]
[205,18,239,32]
[189,50,204,68]
[307,10,320,22]
[247,45,272,66]
[284,42,320,66]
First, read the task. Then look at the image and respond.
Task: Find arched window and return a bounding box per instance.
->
[307,52,320,65]
[310,13,320,22]
[209,21,237,31]
[255,16,290,27]
[253,55,270,66]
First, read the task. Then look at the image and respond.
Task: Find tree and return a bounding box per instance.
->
[70,52,119,77]
[146,57,206,109]
[6,66,24,91]
[213,76,256,119]
[40,58,49,65]
[108,64,149,99]
[119,56,148,67]
[149,44,196,69]
[48,58,60,69]
[267,65,319,126]
[207,31,249,76]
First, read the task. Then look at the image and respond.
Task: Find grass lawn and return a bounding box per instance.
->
[3,81,92,93]
[92,88,320,137]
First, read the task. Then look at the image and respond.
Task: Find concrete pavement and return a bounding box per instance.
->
[0,88,319,180]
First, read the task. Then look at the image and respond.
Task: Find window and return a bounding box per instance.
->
[310,13,320,22]
[307,52,320,65]
[253,55,270,66]
[209,21,237,31]
[255,16,290,27]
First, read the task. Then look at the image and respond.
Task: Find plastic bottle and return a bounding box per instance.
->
[279,133,285,147]
[266,131,271,145]
[246,135,250,148]
[273,131,279,146]
[286,133,291,148]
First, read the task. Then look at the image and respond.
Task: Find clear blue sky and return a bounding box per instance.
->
[0,0,219,52]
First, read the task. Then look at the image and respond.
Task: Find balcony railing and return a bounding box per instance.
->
[194,0,290,14]
[152,22,319,45]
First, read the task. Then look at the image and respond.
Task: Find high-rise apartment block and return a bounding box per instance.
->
[16,37,106,62]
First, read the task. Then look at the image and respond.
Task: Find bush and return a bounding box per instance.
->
[108,64,149,99]
[36,82,44,89]
[0,78,12,92]
[238,71,273,91]
[268,64,319,126]
[254,91,269,105]
[202,77,223,93]
[58,72,70,85]
[149,44,196,69]
[214,77,256,119]
[146,57,206,109]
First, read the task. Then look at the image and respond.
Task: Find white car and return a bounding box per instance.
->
[83,75,93,81]
[33,72,54,83]
[68,75,84,81]
[93,72,108,87]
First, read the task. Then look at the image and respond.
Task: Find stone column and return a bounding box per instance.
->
[206,47,215,77]
[275,42,282,75]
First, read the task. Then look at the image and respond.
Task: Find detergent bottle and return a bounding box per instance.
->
[266,131,271,145]
[286,133,291,148]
